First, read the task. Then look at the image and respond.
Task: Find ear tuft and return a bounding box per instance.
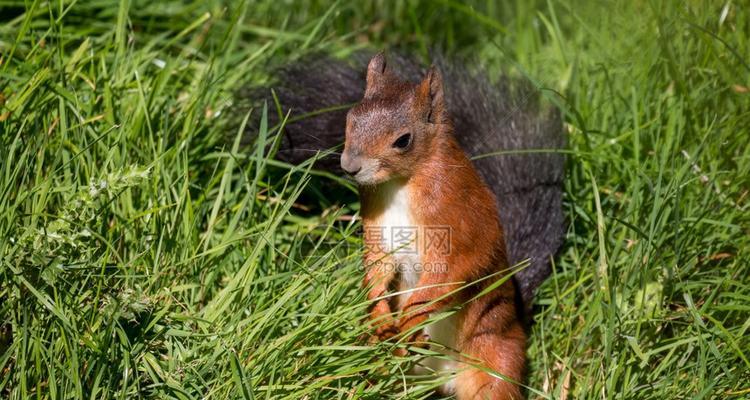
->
[368,52,387,74]
[364,52,388,98]
[420,65,446,123]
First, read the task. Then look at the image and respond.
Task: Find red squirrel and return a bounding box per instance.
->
[341,53,525,399]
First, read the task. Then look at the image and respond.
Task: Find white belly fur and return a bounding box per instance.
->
[377,181,459,393]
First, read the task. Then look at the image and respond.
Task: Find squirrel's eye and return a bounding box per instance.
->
[392,133,412,150]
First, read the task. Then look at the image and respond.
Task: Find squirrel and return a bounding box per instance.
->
[343,53,526,398]
[241,51,565,398]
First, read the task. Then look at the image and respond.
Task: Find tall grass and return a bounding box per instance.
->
[1,1,748,398]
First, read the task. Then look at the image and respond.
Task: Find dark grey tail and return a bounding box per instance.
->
[241,53,565,312]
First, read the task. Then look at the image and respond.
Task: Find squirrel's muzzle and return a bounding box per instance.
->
[340,152,362,176]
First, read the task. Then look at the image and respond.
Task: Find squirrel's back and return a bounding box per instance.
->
[238,52,565,313]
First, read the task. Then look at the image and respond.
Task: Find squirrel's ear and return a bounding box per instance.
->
[364,52,388,98]
[419,65,446,124]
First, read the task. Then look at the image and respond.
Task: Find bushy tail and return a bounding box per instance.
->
[240,53,565,312]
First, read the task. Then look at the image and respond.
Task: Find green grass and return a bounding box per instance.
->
[1,0,749,398]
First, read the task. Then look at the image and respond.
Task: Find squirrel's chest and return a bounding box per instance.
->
[370,183,459,392]
[375,184,421,305]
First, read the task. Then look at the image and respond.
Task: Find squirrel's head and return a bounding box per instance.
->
[341,53,448,186]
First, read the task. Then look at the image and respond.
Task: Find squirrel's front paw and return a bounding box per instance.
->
[369,300,399,341]
[372,322,399,342]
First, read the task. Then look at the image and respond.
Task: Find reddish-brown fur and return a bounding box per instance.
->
[343,53,526,399]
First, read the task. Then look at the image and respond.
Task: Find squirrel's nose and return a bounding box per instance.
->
[340,152,362,175]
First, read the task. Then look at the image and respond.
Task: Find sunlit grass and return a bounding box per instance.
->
[1,1,748,398]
